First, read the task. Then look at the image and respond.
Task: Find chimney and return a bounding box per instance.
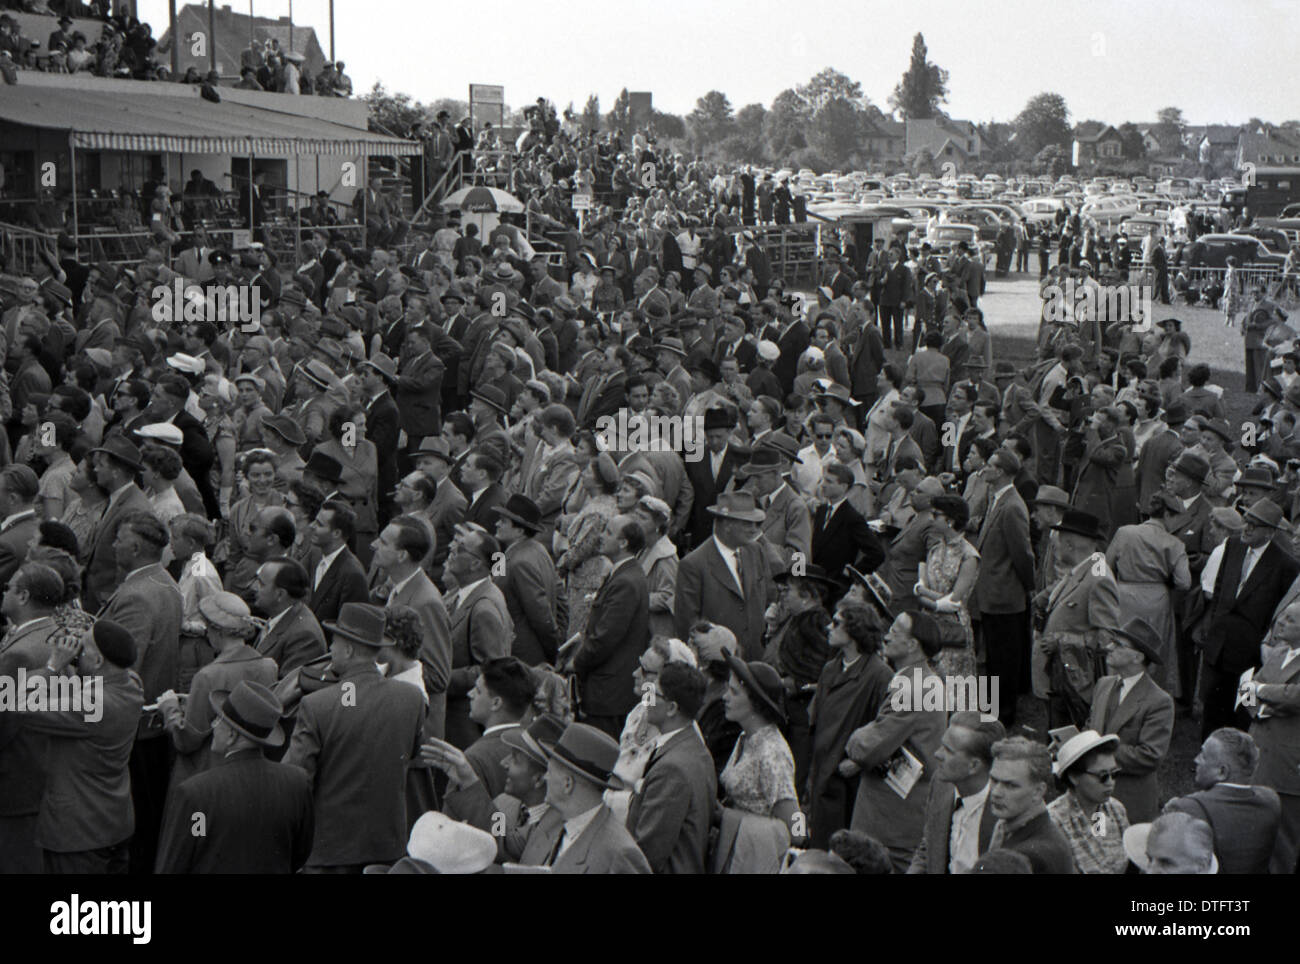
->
[221,4,231,12]
[279,15,290,21]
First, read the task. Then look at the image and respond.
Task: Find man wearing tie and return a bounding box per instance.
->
[1243,599,1300,872]
[908,712,1006,874]
[941,384,976,476]
[810,463,884,578]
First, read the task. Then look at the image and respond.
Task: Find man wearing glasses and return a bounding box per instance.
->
[1086,618,1174,823]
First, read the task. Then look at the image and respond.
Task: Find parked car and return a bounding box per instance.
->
[925,223,990,264]
[1178,233,1285,270]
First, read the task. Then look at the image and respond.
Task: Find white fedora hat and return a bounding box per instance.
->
[406,812,497,874]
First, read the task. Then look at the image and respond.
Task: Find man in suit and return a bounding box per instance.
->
[848,297,886,409]
[239,170,269,236]
[908,712,1006,874]
[1087,618,1175,823]
[443,526,513,749]
[1159,450,1217,702]
[156,682,314,873]
[675,492,781,660]
[307,500,370,626]
[394,325,447,445]
[16,620,143,874]
[251,559,326,678]
[83,436,153,612]
[1200,499,1299,737]
[985,736,1076,873]
[712,313,758,374]
[626,662,717,874]
[461,451,509,531]
[877,249,915,350]
[811,463,885,577]
[97,511,184,875]
[974,450,1036,726]
[0,563,62,872]
[1163,728,1280,875]
[428,721,651,872]
[737,447,811,571]
[1137,401,1185,510]
[285,603,426,872]
[173,226,216,283]
[148,373,219,517]
[372,518,453,738]
[683,405,745,549]
[563,515,651,738]
[359,355,402,526]
[410,448,468,582]
[773,311,811,397]
[462,657,534,799]
[0,465,39,591]
[845,610,947,872]
[1033,509,1121,728]
[1243,602,1300,873]
[491,496,560,666]
[878,404,925,482]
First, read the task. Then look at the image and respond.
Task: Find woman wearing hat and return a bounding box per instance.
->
[169,512,224,688]
[633,496,679,641]
[1046,728,1130,874]
[916,494,981,677]
[830,426,873,518]
[714,654,800,872]
[556,451,619,636]
[157,591,277,788]
[198,376,239,515]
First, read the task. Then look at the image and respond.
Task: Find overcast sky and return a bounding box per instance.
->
[139,0,1300,124]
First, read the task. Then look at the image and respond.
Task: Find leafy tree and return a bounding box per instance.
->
[797,67,863,112]
[688,90,735,146]
[364,82,430,135]
[1117,122,1147,159]
[1014,93,1072,158]
[606,88,632,133]
[889,33,949,119]
[582,94,601,134]
[764,88,809,161]
[808,97,863,167]
[1034,143,1070,178]
[649,110,686,140]
[1157,106,1185,128]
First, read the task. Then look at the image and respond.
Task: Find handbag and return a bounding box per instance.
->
[931,610,968,649]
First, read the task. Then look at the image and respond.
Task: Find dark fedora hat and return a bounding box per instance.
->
[304,450,344,483]
[758,431,803,464]
[703,405,737,431]
[543,722,625,790]
[774,562,841,594]
[88,435,143,472]
[1235,466,1277,491]
[1169,450,1210,485]
[323,602,389,648]
[724,653,786,724]
[209,680,286,747]
[1052,508,1105,541]
[685,351,720,383]
[413,436,454,463]
[262,414,307,447]
[492,493,543,533]
[845,565,893,618]
[1242,498,1287,531]
[737,445,786,477]
[1201,417,1235,445]
[501,712,565,769]
[470,384,509,416]
[1161,401,1189,425]
[1111,618,1163,665]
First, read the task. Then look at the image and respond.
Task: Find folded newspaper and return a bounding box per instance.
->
[882,744,924,799]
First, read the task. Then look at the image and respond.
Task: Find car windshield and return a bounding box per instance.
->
[934,226,972,240]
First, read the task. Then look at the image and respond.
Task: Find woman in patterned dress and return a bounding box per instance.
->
[915,494,980,678]
[1047,732,1130,874]
[555,452,619,637]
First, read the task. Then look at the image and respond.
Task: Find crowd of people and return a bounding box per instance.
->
[1,109,1300,877]
[0,7,350,94]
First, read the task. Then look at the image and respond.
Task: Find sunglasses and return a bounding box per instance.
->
[1084,769,1119,783]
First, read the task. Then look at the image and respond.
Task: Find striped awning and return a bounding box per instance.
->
[0,86,420,157]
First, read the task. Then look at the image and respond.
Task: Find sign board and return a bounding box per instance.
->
[468,84,506,141]
[229,229,252,249]
[571,192,593,211]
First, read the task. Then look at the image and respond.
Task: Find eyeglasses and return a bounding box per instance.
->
[1084,769,1119,783]
[814,433,834,440]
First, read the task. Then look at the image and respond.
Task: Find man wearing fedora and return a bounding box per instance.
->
[410,448,468,581]
[286,602,427,872]
[1159,450,1217,702]
[1200,499,1299,738]
[1033,509,1121,728]
[1086,618,1175,823]
[908,712,1006,874]
[737,443,811,570]
[1163,728,1280,875]
[626,662,717,874]
[1137,402,1187,511]
[98,510,184,874]
[845,610,947,873]
[372,518,453,738]
[156,681,314,874]
[83,436,152,611]
[562,515,650,739]
[492,495,560,667]
[675,491,780,661]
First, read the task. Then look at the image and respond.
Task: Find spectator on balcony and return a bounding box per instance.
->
[234,66,263,90]
[332,60,351,97]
